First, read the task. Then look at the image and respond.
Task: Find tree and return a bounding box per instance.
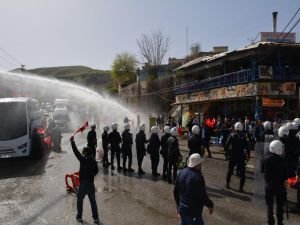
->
[190,42,201,57]
[137,30,170,79]
[111,52,138,85]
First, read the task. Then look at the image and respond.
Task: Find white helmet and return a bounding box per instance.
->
[292,122,298,130]
[111,123,118,130]
[103,125,109,132]
[124,123,130,130]
[286,122,294,130]
[151,126,158,134]
[234,122,243,131]
[192,125,200,135]
[269,140,284,156]
[263,121,271,130]
[139,123,145,131]
[171,127,178,136]
[293,118,300,127]
[91,123,96,129]
[278,126,289,138]
[163,126,171,134]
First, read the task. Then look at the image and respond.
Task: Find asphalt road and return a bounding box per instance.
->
[0,132,299,225]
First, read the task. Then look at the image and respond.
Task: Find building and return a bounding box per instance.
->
[174,42,300,126]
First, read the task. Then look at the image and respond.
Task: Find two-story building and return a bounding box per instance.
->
[174,42,300,125]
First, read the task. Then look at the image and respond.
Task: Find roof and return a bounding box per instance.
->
[0,97,32,103]
[175,42,300,71]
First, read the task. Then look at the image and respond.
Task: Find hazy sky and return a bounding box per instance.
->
[0,0,298,71]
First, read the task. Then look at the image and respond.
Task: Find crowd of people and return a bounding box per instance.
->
[68,115,300,225]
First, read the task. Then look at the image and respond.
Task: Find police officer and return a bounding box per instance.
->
[122,123,134,172]
[222,117,232,160]
[135,124,148,175]
[167,127,181,184]
[87,124,97,158]
[147,126,161,177]
[108,123,122,171]
[102,125,110,168]
[261,140,288,225]
[160,126,171,178]
[264,121,274,136]
[226,122,250,192]
[188,125,203,157]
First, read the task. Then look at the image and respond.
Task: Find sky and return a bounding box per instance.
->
[0,0,298,71]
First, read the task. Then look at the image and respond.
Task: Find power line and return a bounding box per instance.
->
[0,46,23,67]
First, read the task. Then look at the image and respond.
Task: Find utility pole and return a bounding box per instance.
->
[136,68,141,106]
[21,65,26,71]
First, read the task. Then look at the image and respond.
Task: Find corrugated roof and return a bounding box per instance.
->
[175,41,300,71]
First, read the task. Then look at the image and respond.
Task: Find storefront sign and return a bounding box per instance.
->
[262,98,285,107]
[257,82,296,95]
[260,32,296,43]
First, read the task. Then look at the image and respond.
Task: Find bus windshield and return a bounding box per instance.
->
[0,102,28,141]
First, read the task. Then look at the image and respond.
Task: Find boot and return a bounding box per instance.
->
[239,185,244,193]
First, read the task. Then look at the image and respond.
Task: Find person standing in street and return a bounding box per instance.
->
[147,126,161,176]
[122,123,134,172]
[70,136,100,224]
[161,126,171,178]
[101,125,110,168]
[108,123,122,171]
[174,153,214,225]
[188,125,203,157]
[135,124,148,175]
[225,122,250,192]
[87,124,97,158]
[167,127,181,184]
[261,140,288,225]
[200,122,212,158]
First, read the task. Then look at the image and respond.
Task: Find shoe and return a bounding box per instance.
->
[111,166,115,170]
[76,217,83,223]
[226,183,230,189]
[208,155,212,158]
[162,174,167,179]
[128,168,134,172]
[123,167,128,172]
[117,167,122,171]
[152,172,160,177]
[94,219,100,224]
[138,170,145,175]
[239,187,244,193]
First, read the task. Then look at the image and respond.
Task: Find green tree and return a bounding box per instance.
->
[111,52,138,85]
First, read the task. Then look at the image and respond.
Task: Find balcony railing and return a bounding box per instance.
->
[175,66,300,95]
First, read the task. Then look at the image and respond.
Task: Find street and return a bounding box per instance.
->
[0,132,299,225]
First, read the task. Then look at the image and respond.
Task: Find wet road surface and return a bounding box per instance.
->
[0,133,299,225]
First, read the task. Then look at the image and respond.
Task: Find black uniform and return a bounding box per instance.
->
[101,131,110,168]
[51,125,62,152]
[147,133,161,176]
[167,136,181,184]
[108,130,122,170]
[87,129,97,158]
[188,134,203,157]
[225,131,250,191]
[136,130,148,174]
[161,133,171,177]
[122,129,133,171]
[221,122,232,160]
[261,152,288,225]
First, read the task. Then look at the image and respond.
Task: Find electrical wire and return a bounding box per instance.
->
[0,46,23,67]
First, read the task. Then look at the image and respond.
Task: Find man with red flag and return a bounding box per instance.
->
[74,121,89,136]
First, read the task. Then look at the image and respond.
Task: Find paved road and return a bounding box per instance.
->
[0,133,299,225]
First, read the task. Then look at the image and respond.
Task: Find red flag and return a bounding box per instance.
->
[73,121,89,136]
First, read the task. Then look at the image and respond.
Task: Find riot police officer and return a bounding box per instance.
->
[261,140,288,225]
[122,123,134,172]
[226,122,250,192]
[188,125,203,157]
[147,126,161,177]
[135,124,148,175]
[167,127,181,184]
[161,126,171,178]
[102,125,110,168]
[108,123,122,171]
[87,124,97,158]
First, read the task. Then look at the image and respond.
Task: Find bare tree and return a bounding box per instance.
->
[137,30,170,67]
[190,42,201,56]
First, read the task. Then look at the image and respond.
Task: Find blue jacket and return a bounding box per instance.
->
[174,167,213,217]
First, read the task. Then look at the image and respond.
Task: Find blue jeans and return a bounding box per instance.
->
[77,182,99,220]
[180,215,204,225]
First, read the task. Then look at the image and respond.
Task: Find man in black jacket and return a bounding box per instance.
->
[101,125,110,168]
[70,136,99,224]
[167,127,181,184]
[135,124,148,175]
[174,153,214,225]
[108,123,122,171]
[148,126,161,176]
[122,123,134,172]
[87,124,97,158]
[261,140,288,225]
[188,125,203,157]
[161,126,171,178]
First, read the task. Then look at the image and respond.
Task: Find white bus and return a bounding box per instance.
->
[0,97,44,159]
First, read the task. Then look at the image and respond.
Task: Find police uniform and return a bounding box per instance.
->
[122,129,133,171]
[108,130,122,170]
